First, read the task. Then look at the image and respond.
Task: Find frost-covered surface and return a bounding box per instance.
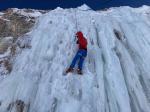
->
[0,12,4,19]
[0,12,4,17]
[0,5,150,112]
[133,5,150,14]
[16,34,32,49]
[77,4,91,10]
[12,8,43,18]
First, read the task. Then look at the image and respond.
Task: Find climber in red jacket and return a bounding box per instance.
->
[66,31,88,75]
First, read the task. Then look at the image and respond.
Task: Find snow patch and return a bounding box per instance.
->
[55,7,64,11]
[77,4,91,11]
[12,8,42,18]
[0,12,4,16]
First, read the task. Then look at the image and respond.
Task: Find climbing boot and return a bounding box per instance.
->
[66,68,74,73]
[77,69,83,75]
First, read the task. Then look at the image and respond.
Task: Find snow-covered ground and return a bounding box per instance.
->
[0,5,150,112]
[12,8,43,18]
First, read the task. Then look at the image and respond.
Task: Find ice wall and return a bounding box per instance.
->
[0,5,150,112]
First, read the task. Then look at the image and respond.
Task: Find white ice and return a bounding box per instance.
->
[12,8,42,18]
[0,5,150,112]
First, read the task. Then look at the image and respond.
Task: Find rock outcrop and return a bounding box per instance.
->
[0,8,45,75]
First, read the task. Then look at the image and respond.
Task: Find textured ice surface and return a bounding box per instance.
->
[0,5,150,112]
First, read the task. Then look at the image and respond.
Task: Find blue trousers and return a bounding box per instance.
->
[70,49,87,70]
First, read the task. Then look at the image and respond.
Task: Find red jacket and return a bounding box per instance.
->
[76,31,88,50]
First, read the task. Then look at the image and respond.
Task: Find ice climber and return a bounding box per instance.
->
[66,31,88,75]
